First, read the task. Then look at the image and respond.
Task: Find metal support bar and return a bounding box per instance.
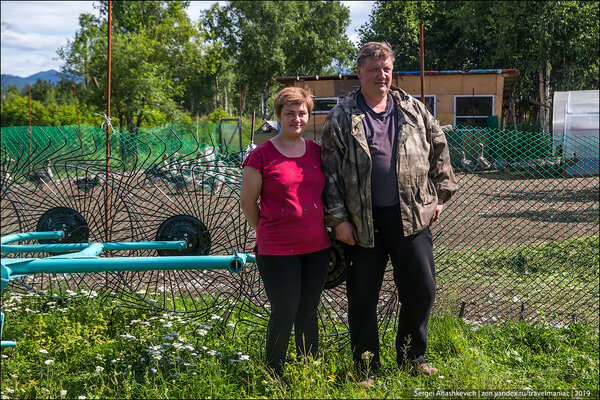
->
[0,230,257,348]
[1,231,63,245]
[2,240,187,254]
[1,312,16,347]
[2,254,251,275]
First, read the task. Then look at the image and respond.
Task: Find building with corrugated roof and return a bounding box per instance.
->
[254,69,518,144]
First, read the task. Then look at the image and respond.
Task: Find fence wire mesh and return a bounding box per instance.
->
[436,125,599,327]
[1,123,598,328]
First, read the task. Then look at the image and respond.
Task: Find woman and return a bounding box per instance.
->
[240,87,331,378]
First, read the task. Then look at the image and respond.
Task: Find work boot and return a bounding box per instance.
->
[410,362,439,376]
[357,378,375,388]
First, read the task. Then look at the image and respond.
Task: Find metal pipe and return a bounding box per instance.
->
[28,84,31,132]
[251,110,255,143]
[2,241,187,254]
[72,78,81,132]
[105,0,112,242]
[1,312,16,347]
[420,24,425,105]
[28,84,32,172]
[1,231,63,245]
[49,243,104,258]
[3,254,252,275]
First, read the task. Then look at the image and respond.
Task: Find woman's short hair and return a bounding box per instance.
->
[356,41,395,68]
[274,87,314,118]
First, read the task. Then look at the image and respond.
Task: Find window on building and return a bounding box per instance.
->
[312,97,339,114]
[414,95,436,117]
[454,95,494,128]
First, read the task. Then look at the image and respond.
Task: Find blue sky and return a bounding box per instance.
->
[1,1,375,77]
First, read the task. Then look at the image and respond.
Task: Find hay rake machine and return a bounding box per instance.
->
[1,230,253,347]
[0,125,401,348]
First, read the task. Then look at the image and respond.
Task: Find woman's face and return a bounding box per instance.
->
[277,103,309,138]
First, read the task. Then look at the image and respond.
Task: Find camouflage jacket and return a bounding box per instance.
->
[321,86,457,247]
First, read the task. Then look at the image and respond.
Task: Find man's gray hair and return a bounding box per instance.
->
[356,42,395,68]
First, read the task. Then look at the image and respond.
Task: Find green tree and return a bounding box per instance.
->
[358,1,497,71]
[202,1,354,118]
[486,1,599,132]
[26,79,56,105]
[359,1,599,130]
[0,93,50,127]
[57,1,217,131]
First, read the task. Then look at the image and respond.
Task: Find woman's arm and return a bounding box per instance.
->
[240,165,262,230]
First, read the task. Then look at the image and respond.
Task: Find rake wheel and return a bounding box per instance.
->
[1,126,401,339]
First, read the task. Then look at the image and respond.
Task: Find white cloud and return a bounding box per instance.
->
[186,1,225,21]
[0,0,375,77]
[1,1,99,35]
[1,0,96,76]
[342,1,375,44]
[2,29,67,51]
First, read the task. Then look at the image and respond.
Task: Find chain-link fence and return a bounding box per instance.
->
[434,125,599,327]
[1,123,598,327]
[0,123,248,176]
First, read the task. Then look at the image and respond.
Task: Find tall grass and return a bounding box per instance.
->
[1,288,598,399]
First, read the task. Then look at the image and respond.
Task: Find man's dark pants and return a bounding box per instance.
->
[345,205,436,373]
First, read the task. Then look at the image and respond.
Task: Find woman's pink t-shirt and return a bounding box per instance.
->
[242,139,331,255]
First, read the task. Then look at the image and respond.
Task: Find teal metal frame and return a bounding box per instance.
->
[0,231,255,348]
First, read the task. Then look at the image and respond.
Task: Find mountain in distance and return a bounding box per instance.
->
[1,69,65,89]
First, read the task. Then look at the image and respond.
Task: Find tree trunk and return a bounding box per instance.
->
[135,111,144,130]
[119,113,125,133]
[539,70,545,133]
[544,61,551,135]
[127,114,134,134]
[241,84,247,116]
[510,94,518,133]
[214,75,220,110]
[262,82,270,119]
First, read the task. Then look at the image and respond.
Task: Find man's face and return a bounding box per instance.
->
[357,56,393,101]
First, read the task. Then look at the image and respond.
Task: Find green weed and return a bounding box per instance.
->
[1,290,598,399]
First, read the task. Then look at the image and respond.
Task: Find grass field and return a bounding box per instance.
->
[1,288,598,399]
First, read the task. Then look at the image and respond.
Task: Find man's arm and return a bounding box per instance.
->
[425,111,458,204]
[321,108,357,244]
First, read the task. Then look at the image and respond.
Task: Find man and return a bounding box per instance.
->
[321,42,457,378]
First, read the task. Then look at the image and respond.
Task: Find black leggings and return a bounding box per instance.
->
[256,248,330,376]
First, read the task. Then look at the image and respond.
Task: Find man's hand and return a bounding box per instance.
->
[335,221,358,246]
[429,199,444,226]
